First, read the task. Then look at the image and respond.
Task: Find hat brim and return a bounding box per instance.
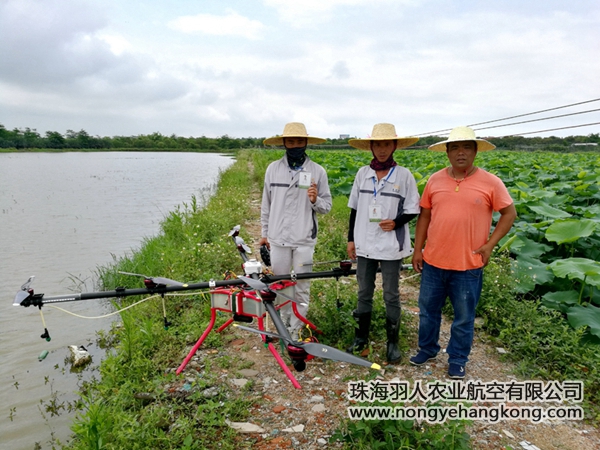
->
[429,138,495,152]
[263,136,326,146]
[348,137,419,151]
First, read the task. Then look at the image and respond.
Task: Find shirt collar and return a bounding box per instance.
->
[366,166,396,182]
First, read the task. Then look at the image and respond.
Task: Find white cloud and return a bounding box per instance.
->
[0,0,118,85]
[98,34,133,56]
[263,0,413,26]
[168,9,265,40]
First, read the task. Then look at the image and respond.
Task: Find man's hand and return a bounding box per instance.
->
[307,182,318,204]
[412,249,424,273]
[347,242,356,260]
[473,243,494,266]
[258,237,270,250]
[379,219,395,232]
[477,203,516,266]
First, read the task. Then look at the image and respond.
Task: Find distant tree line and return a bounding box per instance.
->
[1,123,598,152]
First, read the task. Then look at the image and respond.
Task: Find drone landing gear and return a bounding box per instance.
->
[287,345,308,372]
[292,360,306,372]
[176,306,308,389]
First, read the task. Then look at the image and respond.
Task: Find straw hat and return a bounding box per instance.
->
[263,122,326,146]
[428,126,495,152]
[348,123,418,151]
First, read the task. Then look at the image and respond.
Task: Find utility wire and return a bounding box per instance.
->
[413,97,600,136]
[405,121,600,149]
[469,99,600,127]
[473,108,600,132]
[495,122,600,137]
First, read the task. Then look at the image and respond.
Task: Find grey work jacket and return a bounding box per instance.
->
[261,155,332,247]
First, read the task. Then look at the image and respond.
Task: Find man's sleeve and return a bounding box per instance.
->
[492,177,514,212]
[348,208,357,242]
[403,170,421,214]
[420,176,433,209]
[312,166,332,214]
[260,167,272,237]
[347,168,362,210]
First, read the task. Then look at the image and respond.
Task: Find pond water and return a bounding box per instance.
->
[0,151,233,449]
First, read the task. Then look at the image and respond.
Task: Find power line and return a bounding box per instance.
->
[469,98,600,127]
[494,122,600,137]
[473,108,600,132]
[405,121,600,149]
[413,97,600,137]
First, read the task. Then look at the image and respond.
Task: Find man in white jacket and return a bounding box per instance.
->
[259,123,332,339]
[346,123,420,363]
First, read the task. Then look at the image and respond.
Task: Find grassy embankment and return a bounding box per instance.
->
[64,149,599,450]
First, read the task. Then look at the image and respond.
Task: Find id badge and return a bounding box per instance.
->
[298,171,312,189]
[369,204,383,222]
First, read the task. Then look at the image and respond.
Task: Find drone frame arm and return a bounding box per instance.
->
[15,264,412,308]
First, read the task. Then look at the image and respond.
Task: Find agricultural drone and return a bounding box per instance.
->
[13,225,386,388]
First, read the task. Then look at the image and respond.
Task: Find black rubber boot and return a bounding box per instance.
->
[346,311,371,353]
[386,318,402,364]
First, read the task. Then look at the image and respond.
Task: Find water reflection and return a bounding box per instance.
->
[0,152,233,449]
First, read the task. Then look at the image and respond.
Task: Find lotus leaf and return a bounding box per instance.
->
[512,255,554,293]
[541,290,580,313]
[548,258,600,287]
[529,190,556,199]
[545,219,597,244]
[509,235,552,259]
[548,182,573,191]
[566,304,600,340]
[527,203,571,219]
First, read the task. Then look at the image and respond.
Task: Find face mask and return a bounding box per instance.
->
[369,152,397,171]
[286,146,307,169]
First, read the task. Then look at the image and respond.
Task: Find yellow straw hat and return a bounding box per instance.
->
[263,122,326,146]
[348,123,418,151]
[428,126,495,152]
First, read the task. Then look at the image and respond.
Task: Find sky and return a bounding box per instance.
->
[0,0,599,140]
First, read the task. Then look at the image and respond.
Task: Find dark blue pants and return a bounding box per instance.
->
[417,261,483,365]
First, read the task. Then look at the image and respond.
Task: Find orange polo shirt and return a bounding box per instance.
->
[420,167,513,270]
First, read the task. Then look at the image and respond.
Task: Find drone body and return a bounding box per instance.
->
[13,225,379,389]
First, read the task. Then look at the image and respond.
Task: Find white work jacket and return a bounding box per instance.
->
[261,155,332,247]
[348,165,420,260]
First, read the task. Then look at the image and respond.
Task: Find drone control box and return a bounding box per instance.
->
[210,280,295,318]
[210,288,234,311]
[242,259,263,276]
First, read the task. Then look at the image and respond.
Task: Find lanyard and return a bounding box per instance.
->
[290,165,304,178]
[371,166,395,201]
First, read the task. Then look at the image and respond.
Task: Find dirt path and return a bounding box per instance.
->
[179,159,599,450]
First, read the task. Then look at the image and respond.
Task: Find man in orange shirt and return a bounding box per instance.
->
[410,126,516,379]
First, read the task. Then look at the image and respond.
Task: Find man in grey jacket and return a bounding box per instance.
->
[259,122,332,339]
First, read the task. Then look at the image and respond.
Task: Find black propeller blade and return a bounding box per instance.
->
[118,271,185,287]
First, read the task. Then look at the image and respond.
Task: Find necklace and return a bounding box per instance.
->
[450,167,476,192]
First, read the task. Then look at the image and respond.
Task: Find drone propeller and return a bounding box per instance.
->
[229,225,252,255]
[118,271,185,287]
[237,276,304,305]
[228,225,241,237]
[13,275,35,306]
[233,324,381,370]
[118,271,182,330]
[234,236,252,254]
